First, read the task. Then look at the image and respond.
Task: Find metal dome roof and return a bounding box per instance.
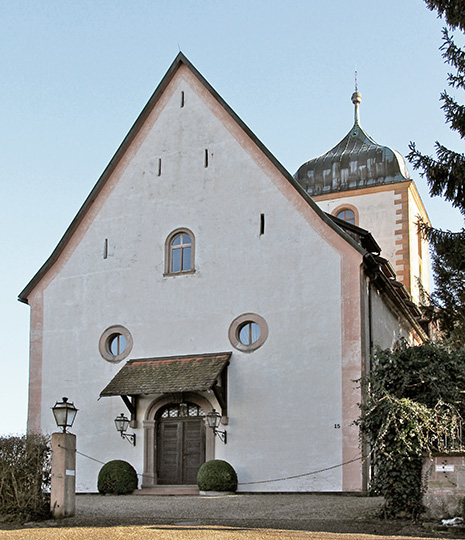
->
[294,92,410,196]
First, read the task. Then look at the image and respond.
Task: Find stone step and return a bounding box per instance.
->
[136,485,199,495]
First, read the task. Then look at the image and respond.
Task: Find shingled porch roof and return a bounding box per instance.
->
[100,352,231,397]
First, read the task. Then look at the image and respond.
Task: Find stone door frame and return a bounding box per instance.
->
[142,392,215,487]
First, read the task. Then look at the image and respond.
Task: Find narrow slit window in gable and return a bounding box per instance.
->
[260,214,265,236]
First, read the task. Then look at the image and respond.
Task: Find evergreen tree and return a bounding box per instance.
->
[408,0,465,348]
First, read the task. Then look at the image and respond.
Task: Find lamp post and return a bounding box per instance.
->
[114,413,136,446]
[206,409,227,444]
[50,397,78,519]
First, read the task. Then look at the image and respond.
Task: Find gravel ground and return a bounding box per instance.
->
[67,493,452,536]
[2,493,465,539]
[74,493,384,527]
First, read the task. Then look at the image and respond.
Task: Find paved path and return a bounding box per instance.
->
[1,494,464,539]
[1,525,460,540]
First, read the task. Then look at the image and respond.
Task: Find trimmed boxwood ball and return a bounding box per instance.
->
[197,459,238,492]
[97,460,138,495]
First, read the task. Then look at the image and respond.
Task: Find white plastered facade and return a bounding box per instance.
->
[22,57,426,493]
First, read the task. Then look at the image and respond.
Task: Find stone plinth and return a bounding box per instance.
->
[423,454,465,519]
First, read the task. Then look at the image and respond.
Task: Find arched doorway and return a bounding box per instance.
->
[142,394,215,488]
[156,402,206,485]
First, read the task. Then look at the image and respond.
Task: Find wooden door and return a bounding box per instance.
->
[157,414,206,484]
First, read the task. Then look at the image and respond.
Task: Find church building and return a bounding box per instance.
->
[19,54,428,493]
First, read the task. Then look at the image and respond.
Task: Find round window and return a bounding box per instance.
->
[99,325,133,362]
[229,313,268,353]
[238,321,261,345]
[108,333,127,356]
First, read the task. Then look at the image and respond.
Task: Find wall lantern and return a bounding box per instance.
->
[206,409,227,444]
[51,397,78,433]
[114,413,136,446]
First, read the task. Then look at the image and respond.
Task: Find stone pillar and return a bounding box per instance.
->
[50,432,76,518]
[423,454,465,518]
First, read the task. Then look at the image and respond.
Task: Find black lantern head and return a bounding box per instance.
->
[206,409,227,444]
[114,413,136,446]
[114,413,130,434]
[52,397,78,433]
[206,409,221,429]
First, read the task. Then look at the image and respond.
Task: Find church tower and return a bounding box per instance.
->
[294,90,430,304]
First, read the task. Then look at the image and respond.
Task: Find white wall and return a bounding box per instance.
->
[37,68,353,492]
[370,286,417,350]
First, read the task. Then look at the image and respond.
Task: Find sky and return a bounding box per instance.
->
[1,0,464,436]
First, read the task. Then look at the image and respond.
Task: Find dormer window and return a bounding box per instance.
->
[165,228,195,275]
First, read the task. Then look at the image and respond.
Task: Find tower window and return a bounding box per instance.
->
[336,208,355,225]
[333,205,358,226]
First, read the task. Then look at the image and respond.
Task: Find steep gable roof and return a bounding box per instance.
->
[18,53,365,304]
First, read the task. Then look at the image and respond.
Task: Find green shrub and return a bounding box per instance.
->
[0,434,51,522]
[97,460,138,494]
[358,342,465,519]
[197,459,237,492]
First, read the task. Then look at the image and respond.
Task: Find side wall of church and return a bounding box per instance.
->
[370,285,424,350]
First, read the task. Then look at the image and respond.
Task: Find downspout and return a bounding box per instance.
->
[367,277,373,368]
[362,274,373,493]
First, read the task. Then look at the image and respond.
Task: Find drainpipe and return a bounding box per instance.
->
[367,277,373,370]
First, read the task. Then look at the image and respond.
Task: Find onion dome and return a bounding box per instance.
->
[294,91,410,196]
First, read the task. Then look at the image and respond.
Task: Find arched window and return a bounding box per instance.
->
[332,205,358,226]
[165,228,195,275]
[336,208,355,224]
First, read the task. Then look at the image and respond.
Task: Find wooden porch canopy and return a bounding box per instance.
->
[100,352,230,416]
